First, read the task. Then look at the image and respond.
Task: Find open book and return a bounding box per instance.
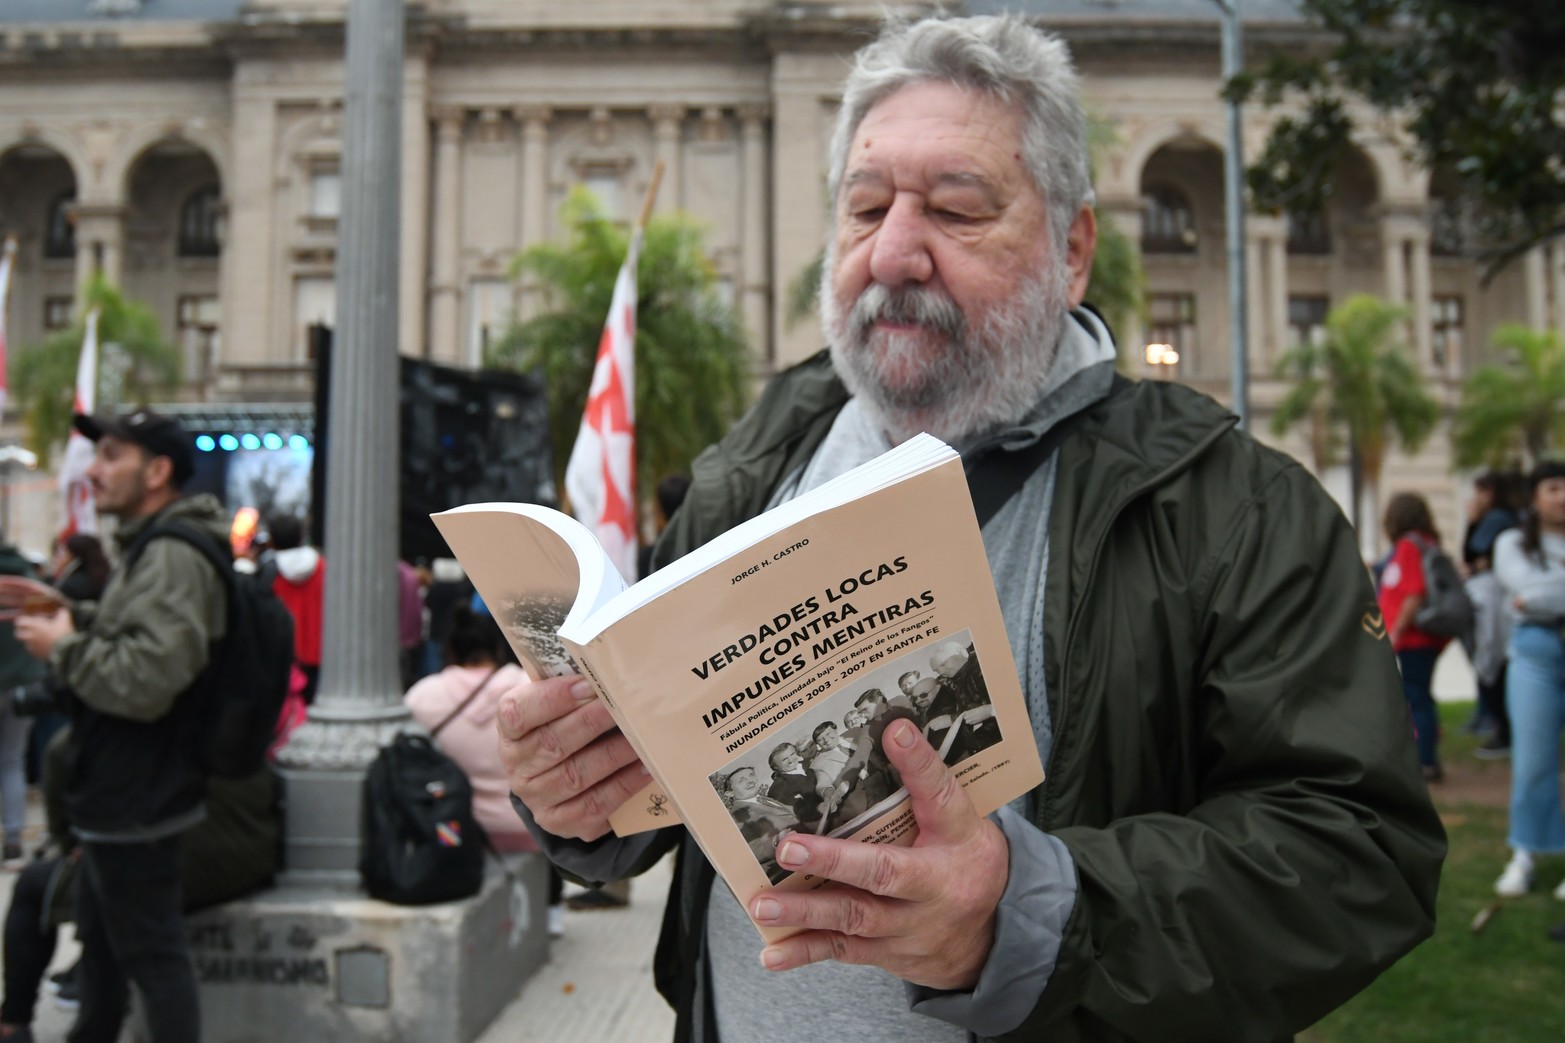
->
[433,434,1043,940]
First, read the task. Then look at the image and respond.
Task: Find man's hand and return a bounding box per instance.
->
[749,718,1009,990]
[496,673,650,842]
[15,607,74,660]
[0,576,66,622]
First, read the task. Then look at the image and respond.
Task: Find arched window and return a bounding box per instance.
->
[178,184,222,258]
[1286,208,1332,255]
[44,192,76,259]
[1141,184,1197,253]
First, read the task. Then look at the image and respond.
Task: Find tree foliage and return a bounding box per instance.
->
[1232,0,1565,276]
[1270,294,1439,532]
[1451,325,1565,470]
[9,274,181,456]
[488,188,752,509]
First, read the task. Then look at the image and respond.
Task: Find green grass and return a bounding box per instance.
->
[1301,701,1565,1043]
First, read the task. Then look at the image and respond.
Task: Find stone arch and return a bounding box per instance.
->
[0,126,91,194]
[108,121,230,202]
[1114,119,1225,201]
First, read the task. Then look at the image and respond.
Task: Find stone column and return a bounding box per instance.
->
[400,55,431,357]
[428,106,465,362]
[274,0,408,882]
[1244,214,1285,368]
[1407,224,1433,371]
[649,105,684,213]
[738,104,770,360]
[1525,247,1548,332]
[515,106,551,320]
[71,204,125,294]
[1381,219,1407,309]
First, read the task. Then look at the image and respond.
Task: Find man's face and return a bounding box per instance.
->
[898,672,920,696]
[815,725,839,751]
[910,685,935,714]
[844,709,867,730]
[823,81,1094,443]
[933,648,968,680]
[86,436,156,519]
[859,694,887,719]
[771,745,803,773]
[728,769,759,800]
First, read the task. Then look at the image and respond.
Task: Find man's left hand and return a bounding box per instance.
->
[749,718,1009,990]
[15,607,75,660]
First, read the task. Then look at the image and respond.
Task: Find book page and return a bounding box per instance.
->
[562,453,1043,941]
[431,503,678,835]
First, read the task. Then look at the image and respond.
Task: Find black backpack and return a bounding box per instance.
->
[1408,534,1475,640]
[359,671,496,905]
[125,520,297,778]
[360,734,487,905]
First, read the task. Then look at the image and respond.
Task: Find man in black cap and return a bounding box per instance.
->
[5,408,229,1043]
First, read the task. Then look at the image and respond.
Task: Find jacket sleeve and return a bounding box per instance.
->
[1020,462,1446,1041]
[1494,531,1565,619]
[50,537,226,723]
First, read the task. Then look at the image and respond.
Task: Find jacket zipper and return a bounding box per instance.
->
[1040,420,1234,829]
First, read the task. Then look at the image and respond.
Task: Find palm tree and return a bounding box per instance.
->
[1270,294,1440,536]
[1451,324,1565,469]
[9,274,182,456]
[488,188,752,509]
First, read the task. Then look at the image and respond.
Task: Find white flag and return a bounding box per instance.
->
[0,237,15,419]
[564,231,640,581]
[61,309,99,537]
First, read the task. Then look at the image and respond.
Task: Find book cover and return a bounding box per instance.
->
[544,436,1043,940]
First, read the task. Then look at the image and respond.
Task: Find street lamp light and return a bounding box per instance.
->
[1145,342,1181,378]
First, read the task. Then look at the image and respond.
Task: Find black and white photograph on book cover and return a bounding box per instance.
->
[707,628,1002,884]
[492,591,578,678]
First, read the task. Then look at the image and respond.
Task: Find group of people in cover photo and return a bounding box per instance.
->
[708,629,1003,883]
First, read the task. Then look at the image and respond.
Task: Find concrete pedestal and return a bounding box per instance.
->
[181,855,551,1043]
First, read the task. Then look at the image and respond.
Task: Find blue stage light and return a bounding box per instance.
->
[218,434,240,451]
[195,435,216,452]
[261,433,284,450]
[288,435,310,451]
[240,433,261,450]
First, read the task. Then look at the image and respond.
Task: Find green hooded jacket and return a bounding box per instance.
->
[642,351,1445,1043]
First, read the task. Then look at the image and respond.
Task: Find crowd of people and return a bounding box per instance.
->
[1377,463,1565,942]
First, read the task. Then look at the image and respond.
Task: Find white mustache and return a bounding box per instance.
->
[849,283,965,340]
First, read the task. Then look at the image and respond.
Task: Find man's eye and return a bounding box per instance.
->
[852,207,887,222]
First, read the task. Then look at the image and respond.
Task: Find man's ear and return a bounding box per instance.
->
[143,453,175,493]
[1064,205,1098,308]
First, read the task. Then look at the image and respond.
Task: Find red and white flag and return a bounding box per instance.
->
[0,237,15,419]
[564,231,640,581]
[61,309,99,537]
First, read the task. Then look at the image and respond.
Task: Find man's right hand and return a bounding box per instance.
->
[496,674,650,842]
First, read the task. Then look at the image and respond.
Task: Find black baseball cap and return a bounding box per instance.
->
[73,409,196,488]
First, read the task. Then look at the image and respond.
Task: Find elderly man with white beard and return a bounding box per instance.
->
[497,13,1446,1043]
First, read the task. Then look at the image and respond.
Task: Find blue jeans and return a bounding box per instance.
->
[1506,624,1565,854]
[1397,646,1441,769]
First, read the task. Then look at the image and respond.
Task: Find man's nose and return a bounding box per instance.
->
[868,194,934,287]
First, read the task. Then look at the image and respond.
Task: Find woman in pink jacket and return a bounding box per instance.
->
[404,604,565,934]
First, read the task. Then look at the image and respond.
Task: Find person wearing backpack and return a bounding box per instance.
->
[402,604,565,934]
[3,409,226,1043]
[1378,492,1454,783]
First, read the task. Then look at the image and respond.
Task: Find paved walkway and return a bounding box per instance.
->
[475,860,675,1043]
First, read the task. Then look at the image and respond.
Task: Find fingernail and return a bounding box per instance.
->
[777,841,807,868]
[892,720,916,748]
[761,947,785,969]
[571,680,595,703]
[752,897,781,921]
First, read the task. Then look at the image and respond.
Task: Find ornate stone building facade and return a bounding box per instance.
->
[2,0,1561,545]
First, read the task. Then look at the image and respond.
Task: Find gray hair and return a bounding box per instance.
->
[826,13,1094,252]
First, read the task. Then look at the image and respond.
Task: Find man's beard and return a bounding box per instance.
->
[822,254,1072,445]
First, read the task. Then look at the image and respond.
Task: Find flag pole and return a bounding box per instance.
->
[635,160,666,234]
